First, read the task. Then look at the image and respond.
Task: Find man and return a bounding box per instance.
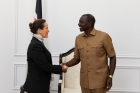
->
[62,14,116,93]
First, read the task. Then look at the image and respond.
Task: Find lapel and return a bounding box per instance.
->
[32,37,52,60]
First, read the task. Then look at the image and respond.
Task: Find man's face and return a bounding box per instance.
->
[78,16,89,31]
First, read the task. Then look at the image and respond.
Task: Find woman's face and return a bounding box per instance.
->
[39,22,49,38]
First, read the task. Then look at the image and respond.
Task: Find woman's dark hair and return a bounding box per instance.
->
[29,19,46,34]
[82,14,96,27]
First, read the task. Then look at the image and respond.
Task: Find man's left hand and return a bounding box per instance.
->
[105,78,112,92]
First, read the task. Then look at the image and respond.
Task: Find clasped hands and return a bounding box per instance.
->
[61,63,68,73]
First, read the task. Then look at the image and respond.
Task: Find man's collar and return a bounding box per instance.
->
[83,28,97,37]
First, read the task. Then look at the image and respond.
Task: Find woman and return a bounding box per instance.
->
[23,19,67,93]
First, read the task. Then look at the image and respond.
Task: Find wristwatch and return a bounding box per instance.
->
[108,75,113,78]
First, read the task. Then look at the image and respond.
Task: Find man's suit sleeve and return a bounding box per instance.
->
[31,43,62,74]
[103,33,116,57]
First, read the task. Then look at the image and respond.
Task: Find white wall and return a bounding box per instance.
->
[0,0,16,93]
[0,0,140,93]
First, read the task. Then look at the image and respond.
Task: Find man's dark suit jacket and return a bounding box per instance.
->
[24,37,62,93]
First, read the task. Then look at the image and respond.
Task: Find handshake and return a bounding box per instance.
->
[61,63,68,73]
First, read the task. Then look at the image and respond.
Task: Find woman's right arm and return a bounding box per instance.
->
[31,43,64,74]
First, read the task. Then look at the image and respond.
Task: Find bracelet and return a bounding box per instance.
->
[108,75,113,78]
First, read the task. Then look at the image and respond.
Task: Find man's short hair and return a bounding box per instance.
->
[82,14,96,27]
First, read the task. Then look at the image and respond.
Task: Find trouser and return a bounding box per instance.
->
[81,87,105,93]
